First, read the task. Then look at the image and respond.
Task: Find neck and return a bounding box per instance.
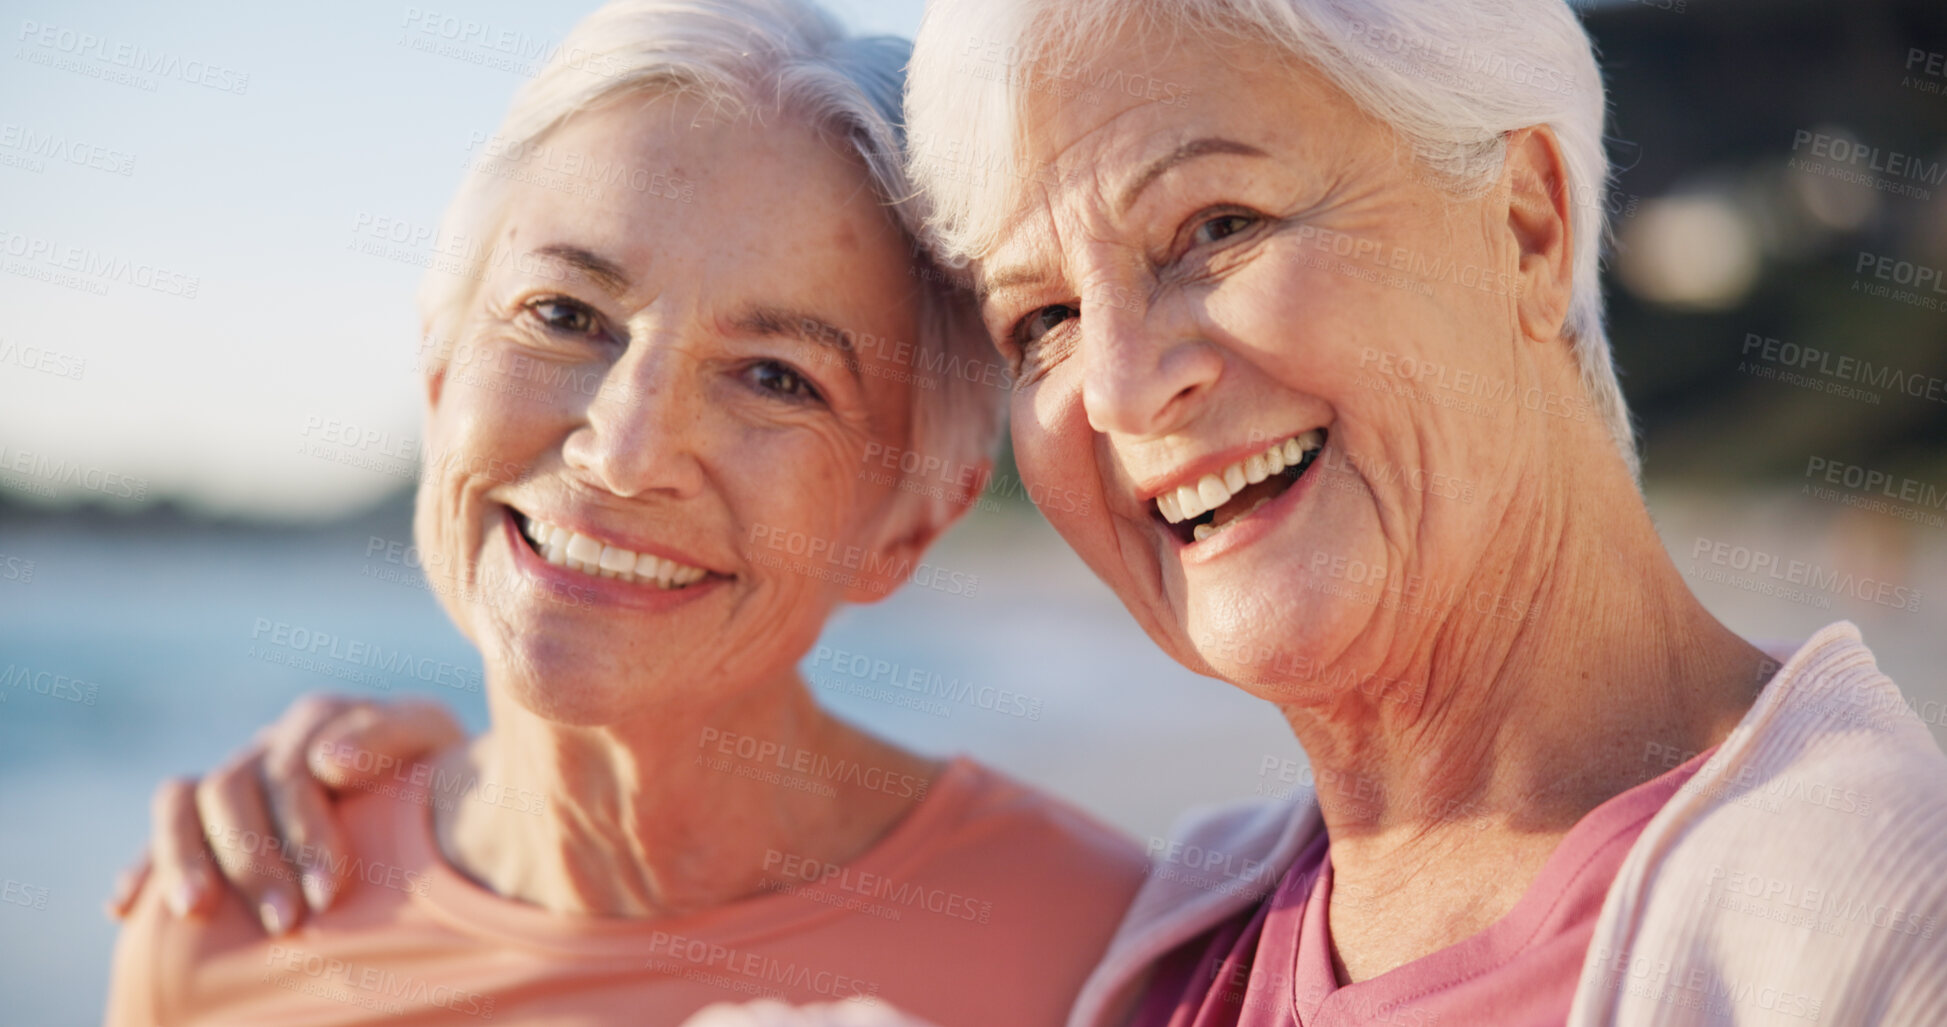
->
[430,672,936,917]
[1283,405,1772,980]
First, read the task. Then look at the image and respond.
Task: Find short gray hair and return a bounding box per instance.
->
[905,0,1638,477]
[422,0,1003,515]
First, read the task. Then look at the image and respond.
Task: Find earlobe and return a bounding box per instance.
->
[1503,127,1575,344]
[841,460,992,604]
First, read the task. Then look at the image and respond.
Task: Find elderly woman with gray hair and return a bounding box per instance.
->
[897,0,1947,1023]
[123,0,1947,1025]
[102,1,1150,1024]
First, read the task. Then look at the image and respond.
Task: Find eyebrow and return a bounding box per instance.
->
[731,305,863,385]
[1116,137,1269,215]
[532,243,632,293]
[978,138,1271,311]
[974,266,1049,309]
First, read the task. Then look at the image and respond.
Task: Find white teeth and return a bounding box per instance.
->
[1196,475,1228,510]
[1154,431,1327,525]
[1190,497,1270,545]
[1174,483,1205,520]
[516,515,710,589]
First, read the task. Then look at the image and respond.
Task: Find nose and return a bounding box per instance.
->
[561,342,707,499]
[1079,278,1222,438]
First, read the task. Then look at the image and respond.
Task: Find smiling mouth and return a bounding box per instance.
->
[512,511,712,589]
[1155,429,1328,544]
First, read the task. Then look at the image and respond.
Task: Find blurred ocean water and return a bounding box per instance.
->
[2,490,1941,1025]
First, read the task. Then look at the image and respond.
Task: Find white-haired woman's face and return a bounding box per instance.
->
[412,94,936,725]
[980,34,1584,700]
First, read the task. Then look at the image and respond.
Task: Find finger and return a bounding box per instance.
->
[260,733,350,915]
[308,699,464,792]
[195,753,302,936]
[104,853,151,920]
[147,778,217,919]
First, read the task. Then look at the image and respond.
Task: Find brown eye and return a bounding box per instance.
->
[1017,304,1078,348]
[747,360,822,403]
[525,297,599,335]
[1192,213,1256,246]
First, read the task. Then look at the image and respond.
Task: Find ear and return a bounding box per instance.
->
[842,459,992,604]
[1502,126,1575,345]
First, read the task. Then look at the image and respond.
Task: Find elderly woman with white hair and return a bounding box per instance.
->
[124,0,1947,1024]
[101,1,1149,1023]
[896,0,1947,1024]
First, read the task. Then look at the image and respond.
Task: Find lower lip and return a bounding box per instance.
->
[500,508,725,613]
[1171,442,1329,564]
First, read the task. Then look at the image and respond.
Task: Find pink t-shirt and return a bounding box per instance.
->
[1134,748,1717,1027]
[106,755,1146,1026]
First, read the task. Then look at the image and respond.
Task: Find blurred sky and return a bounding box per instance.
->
[0,0,927,520]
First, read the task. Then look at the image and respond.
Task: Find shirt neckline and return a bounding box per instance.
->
[389,752,982,958]
[1289,743,1720,1022]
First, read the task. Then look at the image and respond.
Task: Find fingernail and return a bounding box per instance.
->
[259,891,296,935]
[167,880,199,917]
[301,870,336,913]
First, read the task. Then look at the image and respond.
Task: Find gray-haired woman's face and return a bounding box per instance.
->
[980,33,1587,701]
[411,93,940,725]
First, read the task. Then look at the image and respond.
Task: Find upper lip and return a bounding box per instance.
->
[507,504,723,573]
[1133,429,1324,503]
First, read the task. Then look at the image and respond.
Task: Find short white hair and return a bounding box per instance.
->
[422,0,1002,515]
[905,0,1638,477]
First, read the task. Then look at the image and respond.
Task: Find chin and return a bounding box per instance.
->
[1182,566,1373,703]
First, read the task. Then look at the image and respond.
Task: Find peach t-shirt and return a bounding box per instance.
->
[106,756,1146,1026]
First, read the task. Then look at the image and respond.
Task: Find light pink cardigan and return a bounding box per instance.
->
[1068,622,1947,1027]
